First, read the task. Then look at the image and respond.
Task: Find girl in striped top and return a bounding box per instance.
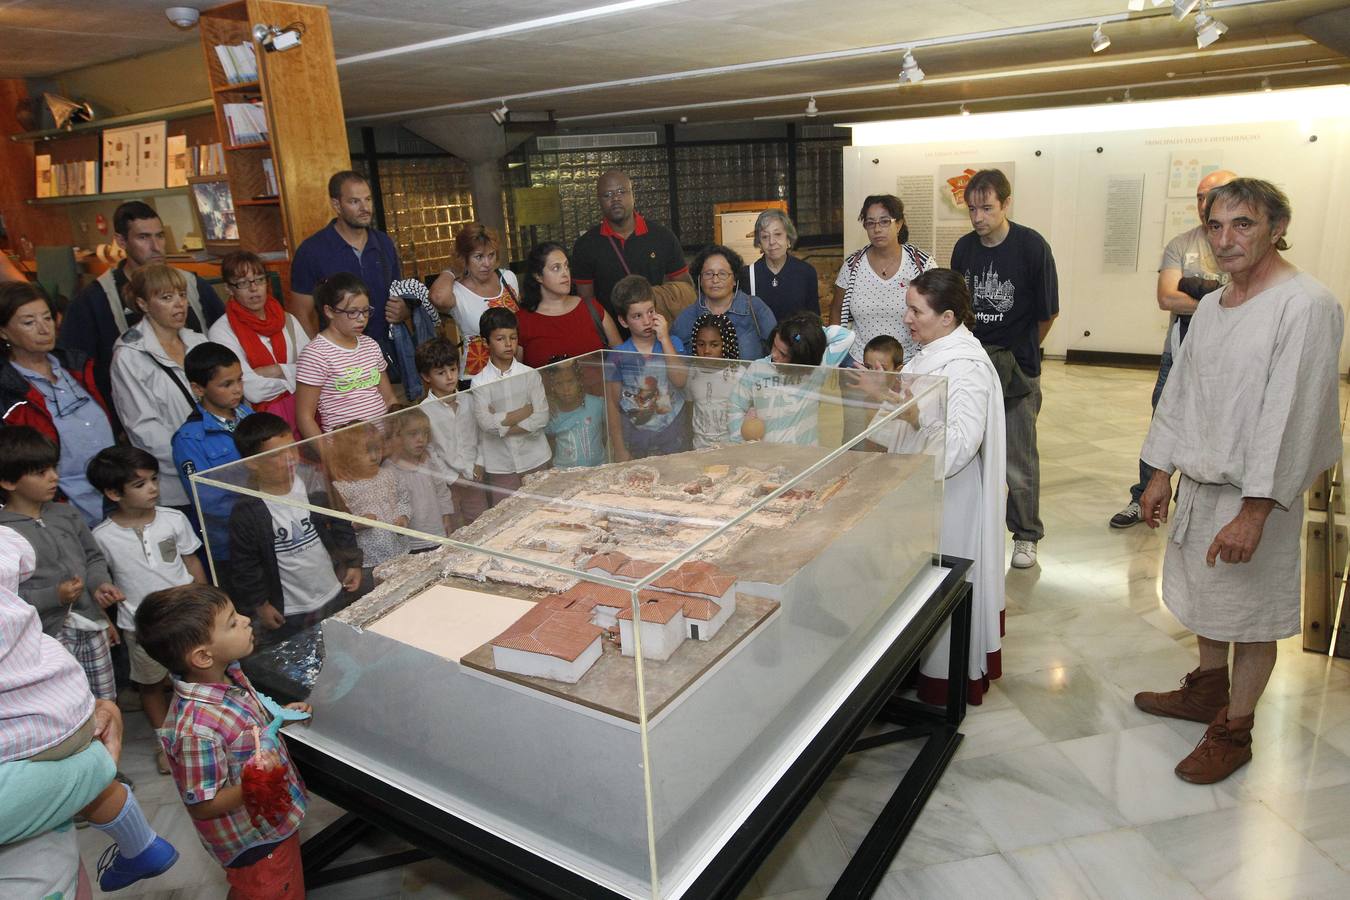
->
[295,273,395,438]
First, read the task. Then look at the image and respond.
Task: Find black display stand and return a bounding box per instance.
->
[286,557,973,899]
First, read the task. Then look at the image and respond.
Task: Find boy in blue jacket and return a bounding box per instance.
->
[171,343,252,591]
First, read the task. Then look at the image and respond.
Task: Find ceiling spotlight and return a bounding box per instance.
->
[1261,77,1272,91]
[959,103,970,116]
[1091,24,1111,53]
[490,102,509,125]
[252,22,303,52]
[804,97,818,117]
[899,50,924,84]
[1123,88,1134,102]
[165,7,199,28]
[1173,0,1200,20]
[1194,10,1228,47]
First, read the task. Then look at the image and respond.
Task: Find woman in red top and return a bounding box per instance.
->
[516,242,620,374]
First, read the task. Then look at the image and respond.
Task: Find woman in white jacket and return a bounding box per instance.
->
[888,268,1007,707]
[207,251,307,435]
[110,264,207,510]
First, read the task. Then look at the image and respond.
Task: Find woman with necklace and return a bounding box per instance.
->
[738,209,819,320]
[515,242,620,370]
[110,264,207,512]
[0,282,115,525]
[429,223,520,384]
[831,193,936,440]
[674,244,777,361]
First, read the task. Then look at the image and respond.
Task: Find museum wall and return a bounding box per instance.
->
[844,85,1350,369]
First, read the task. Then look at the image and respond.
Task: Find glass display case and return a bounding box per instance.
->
[191,349,947,899]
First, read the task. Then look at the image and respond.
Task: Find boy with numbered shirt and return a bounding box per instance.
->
[137,583,312,898]
[172,343,254,585]
[0,426,125,701]
[89,445,208,774]
[416,337,487,526]
[469,308,551,501]
[228,413,363,645]
[605,275,689,461]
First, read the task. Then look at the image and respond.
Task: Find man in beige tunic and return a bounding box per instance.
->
[1135,178,1343,784]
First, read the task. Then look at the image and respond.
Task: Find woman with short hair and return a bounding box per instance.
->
[738,209,819,320]
[428,224,519,381]
[673,244,777,361]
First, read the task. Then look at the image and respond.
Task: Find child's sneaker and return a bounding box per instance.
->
[97,836,179,892]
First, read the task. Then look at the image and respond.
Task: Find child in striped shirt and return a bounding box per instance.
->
[295,273,395,439]
[0,525,179,892]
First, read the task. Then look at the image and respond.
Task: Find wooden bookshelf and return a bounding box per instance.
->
[198,0,351,258]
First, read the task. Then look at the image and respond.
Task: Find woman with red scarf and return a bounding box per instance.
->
[207,252,309,435]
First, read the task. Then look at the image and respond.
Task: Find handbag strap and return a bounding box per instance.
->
[581,297,607,345]
[606,235,633,276]
[149,355,197,414]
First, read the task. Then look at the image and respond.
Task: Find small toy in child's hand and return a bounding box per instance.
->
[241,726,291,828]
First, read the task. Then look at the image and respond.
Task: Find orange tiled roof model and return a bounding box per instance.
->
[491,605,603,661]
[616,595,685,624]
[677,596,722,622]
[551,581,632,612]
[651,560,736,598]
[585,551,661,580]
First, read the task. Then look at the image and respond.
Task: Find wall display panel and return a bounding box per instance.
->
[191,350,947,897]
[845,89,1350,365]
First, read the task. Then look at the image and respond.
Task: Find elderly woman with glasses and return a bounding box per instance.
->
[673,244,777,361]
[206,251,309,434]
[831,193,937,440]
[738,209,819,320]
[0,283,115,525]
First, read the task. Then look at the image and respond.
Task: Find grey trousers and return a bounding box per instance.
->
[1005,375,1044,542]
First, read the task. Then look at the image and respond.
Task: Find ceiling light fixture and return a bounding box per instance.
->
[490,102,509,125]
[899,50,924,84]
[1261,76,1272,91]
[1091,24,1111,53]
[1194,8,1228,48]
[804,97,818,117]
[1173,0,1200,20]
[959,103,970,116]
[252,22,303,53]
[165,7,199,28]
[1124,88,1134,102]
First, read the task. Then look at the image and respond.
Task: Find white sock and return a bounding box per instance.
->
[92,786,157,857]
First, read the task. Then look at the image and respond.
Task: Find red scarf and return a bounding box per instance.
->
[225,297,288,368]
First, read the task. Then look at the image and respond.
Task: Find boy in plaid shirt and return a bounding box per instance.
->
[136,583,311,898]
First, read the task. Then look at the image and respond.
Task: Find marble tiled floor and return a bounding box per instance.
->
[79,361,1350,899]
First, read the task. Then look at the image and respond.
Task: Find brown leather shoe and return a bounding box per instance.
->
[1175,706,1254,784]
[1134,665,1229,722]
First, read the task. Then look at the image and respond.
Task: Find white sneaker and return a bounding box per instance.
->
[1011,540,1037,569]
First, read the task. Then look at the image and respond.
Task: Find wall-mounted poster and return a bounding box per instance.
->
[1167,151,1223,199]
[102,121,167,192]
[166,134,189,188]
[933,162,1016,265]
[188,175,239,255]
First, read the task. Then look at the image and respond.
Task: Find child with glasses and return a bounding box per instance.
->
[294,273,396,438]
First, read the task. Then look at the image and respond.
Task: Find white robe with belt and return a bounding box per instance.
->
[890,324,1007,688]
[1141,272,1343,642]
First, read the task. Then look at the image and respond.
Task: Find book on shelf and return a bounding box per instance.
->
[40,159,98,198]
[222,101,269,146]
[213,42,258,84]
[260,158,279,196]
[167,134,189,187]
[35,154,52,198]
[190,142,227,177]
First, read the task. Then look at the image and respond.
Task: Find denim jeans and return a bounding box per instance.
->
[1129,348,1174,503]
[1006,375,1044,542]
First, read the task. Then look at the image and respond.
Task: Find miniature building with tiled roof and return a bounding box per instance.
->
[551,580,633,627]
[491,603,604,683]
[617,594,686,661]
[651,560,737,602]
[584,551,661,581]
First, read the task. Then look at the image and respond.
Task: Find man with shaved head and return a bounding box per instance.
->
[1110,168,1238,529]
[571,170,691,322]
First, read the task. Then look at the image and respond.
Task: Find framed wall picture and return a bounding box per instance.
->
[187,175,240,255]
[102,121,167,193]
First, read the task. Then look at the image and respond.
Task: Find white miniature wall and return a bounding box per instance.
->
[844,85,1350,370]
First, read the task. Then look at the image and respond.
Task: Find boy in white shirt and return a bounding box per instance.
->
[469,309,550,504]
[416,337,486,527]
[88,445,207,773]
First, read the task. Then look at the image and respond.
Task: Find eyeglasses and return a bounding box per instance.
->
[863,218,895,230]
[331,306,373,319]
[600,188,629,201]
[228,276,268,290]
[701,270,734,281]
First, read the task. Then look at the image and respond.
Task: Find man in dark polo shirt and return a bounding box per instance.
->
[58,200,224,430]
[288,170,403,357]
[572,170,691,319]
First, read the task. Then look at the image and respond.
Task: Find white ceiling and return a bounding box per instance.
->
[2,0,1347,126]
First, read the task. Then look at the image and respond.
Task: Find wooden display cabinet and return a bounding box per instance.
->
[198,0,350,258]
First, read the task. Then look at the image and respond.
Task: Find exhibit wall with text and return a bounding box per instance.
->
[844,100,1350,367]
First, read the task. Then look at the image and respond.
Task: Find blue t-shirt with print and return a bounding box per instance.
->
[546,394,607,467]
[607,337,686,433]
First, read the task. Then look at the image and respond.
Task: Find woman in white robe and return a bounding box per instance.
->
[886,268,1006,705]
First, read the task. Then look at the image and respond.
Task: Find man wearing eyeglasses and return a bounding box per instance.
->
[58,201,224,432]
[571,170,692,322]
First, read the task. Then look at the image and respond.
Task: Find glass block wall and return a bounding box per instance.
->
[377,157,476,279]
[672,143,790,247]
[520,147,672,248]
[794,139,847,240]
